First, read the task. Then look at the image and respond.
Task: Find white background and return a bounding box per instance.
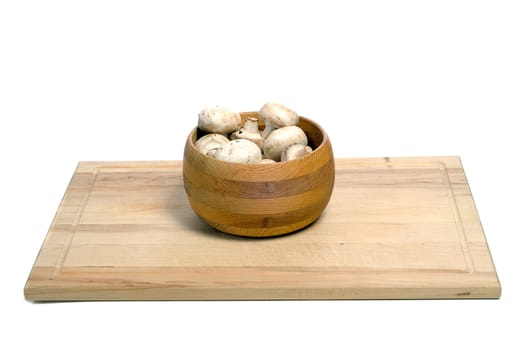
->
[1,1,522,349]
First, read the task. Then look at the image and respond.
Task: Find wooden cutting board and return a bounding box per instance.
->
[24,157,500,301]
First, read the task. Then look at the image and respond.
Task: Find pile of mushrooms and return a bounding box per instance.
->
[195,103,313,164]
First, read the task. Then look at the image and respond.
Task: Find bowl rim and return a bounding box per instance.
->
[187,113,330,165]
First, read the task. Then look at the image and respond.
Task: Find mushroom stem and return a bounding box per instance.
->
[281,144,313,162]
[261,121,274,138]
[230,116,264,149]
[244,117,260,134]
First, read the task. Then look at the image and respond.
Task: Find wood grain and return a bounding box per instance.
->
[24,157,501,301]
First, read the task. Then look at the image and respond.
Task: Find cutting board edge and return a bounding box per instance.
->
[24,282,501,302]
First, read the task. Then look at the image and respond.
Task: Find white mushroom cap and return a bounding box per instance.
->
[260,158,277,164]
[198,106,242,134]
[194,133,230,156]
[262,126,308,161]
[259,102,299,138]
[281,144,313,162]
[212,139,263,164]
[230,117,264,148]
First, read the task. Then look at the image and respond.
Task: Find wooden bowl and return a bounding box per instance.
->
[183,112,335,237]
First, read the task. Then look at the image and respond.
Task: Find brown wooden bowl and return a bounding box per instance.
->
[183,112,335,237]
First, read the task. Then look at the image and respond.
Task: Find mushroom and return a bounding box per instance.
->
[260,158,276,164]
[194,133,230,156]
[198,106,242,134]
[230,117,264,148]
[211,139,263,164]
[262,126,308,161]
[281,144,313,162]
[259,102,299,138]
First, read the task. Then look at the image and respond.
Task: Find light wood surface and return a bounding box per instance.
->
[183,113,335,237]
[24,157,501,301]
